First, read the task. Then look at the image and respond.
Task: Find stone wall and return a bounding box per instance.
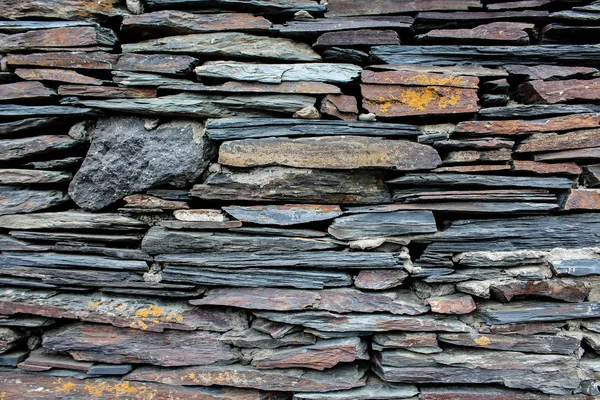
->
[0,0,600,398]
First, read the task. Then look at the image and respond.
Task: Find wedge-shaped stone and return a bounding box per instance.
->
[142,227,339,254]
[248,337,366,370]
[78,94,316,118]
[371,45,600,66]
[327,0,478,17]
[551,258,600,277]
[192,288,428,315]
[519,78,600,104]
[456,113,600,135]
[479,301,600,324]
[0,27,117,52]
[16,68,104,85]
[128,363,366,392]
[0,169,71,185]
[362,84,479,118]
[438,333,580,355]
[122,11,271,38]
[0,370,269,400]
[517,129,600,153]
[205,118,420,140]
[223,204,342,226]
[373,349,579,395]
[123,33,319,62]
[562,189,600,210]
[197,61,359,83]
[387,173,574,189]
[0,327,23,352]
[320,94,358,120]
[0,0,121,22]
[193,166,392,204]
[0,288,247,332]
[490,280,590,303]
[328,211,437,240]
[0,81,54,101]
[144,0,326,14]
[254,311,470,332]
[69,117,213,211]
[0,135,79,162]
[502,64,598,80]
[416,22,533,45]
[114,53,197,76]
[43,323,240,367]
[0,187,68,215]
[7,52,118,70]
[0,211,145,231]
[219,136,441,170]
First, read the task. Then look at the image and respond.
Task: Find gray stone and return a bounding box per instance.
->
[0,187,68,215]
[328,211,437,240]
[69,117,213,211]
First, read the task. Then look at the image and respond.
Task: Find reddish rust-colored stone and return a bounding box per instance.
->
[6,52,118,70]
[15,68,104,85]
[517,128,600,153]
[0,27,116,52]
[561,189,600,211]
[320,94,358,120]
[315,29,400,47]
[433,164,512,173]
[58,85,156,98]
[373,332,438,348]
[417,22,533,45]
[362,70,479,88]
[354,269,409,290]
[512,160,582,175]
[0,0,121,21]
[456,114,600,135]
[0,81,55,101]
[191,288,319,311]
[490,280,590,303]
[519,78,600,104]
[443,149,512,164]
[427,294,476,314]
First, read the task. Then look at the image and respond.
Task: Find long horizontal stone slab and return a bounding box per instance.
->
[128,363,366,392]
[490,280,590,303]
[0,211,146,231]
[327,0,478,17]
[371,45,600,66]
[0,0,121,21]
[223,204,342,226]
[387,173,574,189]
[478,104,600,119]
[0,104,96,118]
[416,22,533,45]
[519,78,600,104]
[254,311,470,332]
[479,301,600,324]
[0,20,97,33]
[361,70,479,88]
[58,85,156,99]
[0,252,147,271]
[205,118,420,140]
[456,113,600,135]
[161,81,342,95]
[43,323,241,367]
[517,129,600,153]
[144,0,326,13]
[218,136,441,170]
[0,187,68,215]
[328,211,437,240]
[142,227,340,254]
[221,328,315,349]
[0,135,80,162]
[16,68,105,85]
[0,169,71,185]
[192,166,392,204]
[114,53,198,76]
[294,376,418,400]
[437,333,580,355]
[0,26,118,52]
[551,258,600,277]
[0,288,247,332]
[78,94,316,118]
[6,52,118,70]
[274,16,412,36]
[0,81,55,101]
[196,61,360,83]
[122,33,320,62]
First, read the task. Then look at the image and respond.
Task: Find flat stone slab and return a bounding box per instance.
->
[328,210,437,240]
[0,187,68,215]
[7,52,118,70]
[456,113,600,135]
[223,204,342,226]
[479,301,600,324]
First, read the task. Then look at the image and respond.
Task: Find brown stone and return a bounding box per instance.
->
[369,64,508,78]
[315,29,400,47]
[512,160,582,175]
[123,194,188,210]
[432,164,512,173]
[327,0,479,17]
[191,288,319,311]
[164,81,342,95]
[58,85,156,98]
[503,64,598,81]
[218,136,441,170]
[320,94,358,120]
[517,129,600,153]
[456,113,600,135]
[121,11,271,39]
[6,52,118,70]
[427,294,476,314]
[354,269,409,290]
[0,169,71,185]
[15,68,104,85]
[0,27,117,52]
[491,280,591,303]
[417,22,533,45]
[443,149,512,164]
[362,70,479,88]
[0,135,79,162]
[249,337,367,370]
[374,332,438,348]
[114,53,198,76]
[0,81,55,101]
[519,78,600,104]
[0,370,270,400]
[0,0,121,22]
[534,147,600,162]
[479,322,564,335]
[43,323,241,367]
[362,84,479,117]
[561,189,600,211]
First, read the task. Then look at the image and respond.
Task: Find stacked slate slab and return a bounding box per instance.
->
[1,0,600,398]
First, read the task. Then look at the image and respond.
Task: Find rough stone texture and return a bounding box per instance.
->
[69,117,213,211]
[223,205,342,226]
[416,22,533,45]
[328,211,437,240]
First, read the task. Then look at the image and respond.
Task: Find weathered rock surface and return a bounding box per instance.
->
[479,301,600,324]
[328,211,437,240]
[0,81,55,101]
[114,53,197,76]
[6,52,118,70]
[456,113,600,135]
[327,0,478,17]
[0,187,68,215]
[0,0,121,21]
[315,29,400,47]
[490,280,590,303]
[16,68,105,85]
[416,22,533,45]
[223,205,342,226]
[354,270,409,290]
[437,333,580,355]
[0,26,118,52]
[69,117,213,211]
[519,78,600,104]
[0,135,80,162]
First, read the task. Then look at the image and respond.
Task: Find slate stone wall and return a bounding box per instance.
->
[0,0,600,398]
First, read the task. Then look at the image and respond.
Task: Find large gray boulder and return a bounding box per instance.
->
[69,117,213,211]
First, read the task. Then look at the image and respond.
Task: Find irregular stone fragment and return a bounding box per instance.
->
[69,117,213,211]
[219,136,441,170]
[0,169,71,185]
[354,270,409,290]
[456,113,600,135]
[427,294,476,314]
[193,166,392,204]
[6,52,117,70]
[584,165,600,187]
[196,61,360,83]
[128,363,367,392]
[114,53,198,76]
[362,84,479,117]
[0,81,54,101]
[320,94,358,120]
[223,204,342,226]
[519,78,600,104]
[123,194,188,210]
[479,301,600,324]
[315,29,400,47]
[502,63,599,80]
[293,106,321,119]
[512,160,582,176]
[491,280,590,303]
[123,33,320,62]
[58,85,156,98]
[122,11,271,39]
[0,327,23,352]
[561,189,600,211]
[0,187,68,215]
[0,135,79,162]
[437,333,581,355]
[15,68,104,85]
[327,0,478,17]
[328,211,437,240]
[173,209,224,222]
[416,22,533,45]
[0,287,247,332]
[43,323,240,367]
[254,311,470,332]
[0,27,118,52]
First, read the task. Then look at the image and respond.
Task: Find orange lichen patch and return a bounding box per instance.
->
[362,70,479,88]
[475,336,491,346]
[88,301,101,307]
[54,378,76,393]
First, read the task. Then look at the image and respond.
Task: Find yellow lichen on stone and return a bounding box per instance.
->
[87,301,101,307]
[399,87,438,111]
[54,378,76,393]
[474,336,491,346]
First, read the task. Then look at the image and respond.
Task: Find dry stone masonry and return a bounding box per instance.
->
[0,0,600,398]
